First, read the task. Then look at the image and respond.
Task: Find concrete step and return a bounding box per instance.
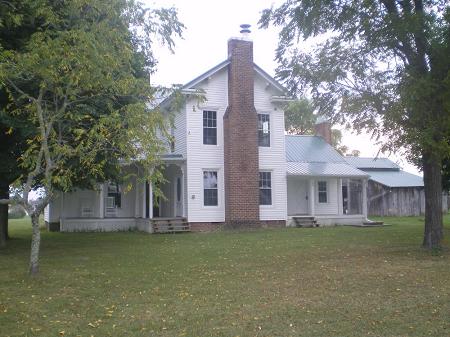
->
[152,218,190,233]
[291,216,320,228]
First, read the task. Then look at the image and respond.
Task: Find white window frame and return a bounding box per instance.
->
[106,183,122,209]
[317,180,328,204]
[259,171,273,206]
[257,113,271,147]
[202,110,217,145]
[203,170,219,207]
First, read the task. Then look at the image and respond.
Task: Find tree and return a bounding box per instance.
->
[260,1,450,249]
[0,0,44,248]
[0,0,184,274]
[443,157,450,192]
[284,98,315,134]
[330,129,349,156]
[284,99,357,155]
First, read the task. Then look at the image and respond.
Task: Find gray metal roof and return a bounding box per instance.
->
[345,156,401,170]
[367,170,424,187]
[286,135,346,163]
[285,135,368,177]
[287,162,369,177]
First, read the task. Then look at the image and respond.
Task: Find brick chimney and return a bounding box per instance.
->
[314,118,332,144]
[223,37,260,227]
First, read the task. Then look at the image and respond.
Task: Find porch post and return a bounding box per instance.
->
[134,177,139,218]
[149,182,153,219]
[60,191,64,219]
[99,183,104,218]
[346,178,351,214]
[362,178,368,217]
[337,178,343,215]
[180,164,186,218]
[141,181,146,218]
[309,179,315,216]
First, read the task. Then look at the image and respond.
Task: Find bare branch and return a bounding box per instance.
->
[5,78,37,102]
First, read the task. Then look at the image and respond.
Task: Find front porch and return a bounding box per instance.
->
[48,160,189,233]
[286,176,368,226]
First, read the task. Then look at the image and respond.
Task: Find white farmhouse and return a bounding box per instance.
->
[45,33,369,232]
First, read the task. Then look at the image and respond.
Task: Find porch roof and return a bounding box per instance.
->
[367,170,423,187]
[345,156,401,170]
[287,162,369,177]
[161,153,185,162]
[285,135,368,178]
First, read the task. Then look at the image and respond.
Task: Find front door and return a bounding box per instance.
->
[287,179,309,215]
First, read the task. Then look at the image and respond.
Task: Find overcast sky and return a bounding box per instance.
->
[147,0,421,175]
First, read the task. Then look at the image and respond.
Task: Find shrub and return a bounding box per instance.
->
[8,205,26,219]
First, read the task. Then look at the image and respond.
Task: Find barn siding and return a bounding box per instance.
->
[367,181,448,216]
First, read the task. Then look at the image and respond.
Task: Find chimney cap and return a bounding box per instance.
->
[240,24,251,34]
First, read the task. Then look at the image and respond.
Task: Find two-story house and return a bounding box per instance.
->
[45,34,369,232]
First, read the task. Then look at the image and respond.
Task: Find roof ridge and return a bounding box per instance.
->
[346,156,389,160]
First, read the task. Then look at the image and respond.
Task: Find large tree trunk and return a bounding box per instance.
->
[0,185,9,248]
[422,152,444,249]
[29,213,41,275]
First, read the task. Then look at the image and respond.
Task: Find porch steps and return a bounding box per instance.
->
[292,216,320,228]
[344,221,385,227]
[152,217,190,233]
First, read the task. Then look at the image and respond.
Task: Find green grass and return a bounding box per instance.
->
[1,215,450,337]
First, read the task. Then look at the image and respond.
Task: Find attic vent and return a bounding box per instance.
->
[240,24,251,36]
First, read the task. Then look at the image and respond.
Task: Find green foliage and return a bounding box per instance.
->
[331,129,348,155]
[259,1,450,163]
[8,204,25,219]
[284,98,315,134]
[0,0,184,196]
[284,98,356,155]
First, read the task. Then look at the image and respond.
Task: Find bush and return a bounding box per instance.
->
[8,205,26,219]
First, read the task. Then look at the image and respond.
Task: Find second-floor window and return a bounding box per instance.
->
[203,110,217,145]
[258,114,270,147]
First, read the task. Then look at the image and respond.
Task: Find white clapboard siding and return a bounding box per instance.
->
[255,75,287,221]
[185,68,228,222]
[173,108,187,156]
[315,178,339,215]
[44,205,50,222]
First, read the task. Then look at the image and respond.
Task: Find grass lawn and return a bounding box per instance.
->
[1,216,450,337]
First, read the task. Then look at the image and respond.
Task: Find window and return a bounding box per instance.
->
[203,110,217,145]
[259,171,272,205]
[258,114,270,147]
[318,181,327,203]
[203,171,218,206]
[107,183,121,208]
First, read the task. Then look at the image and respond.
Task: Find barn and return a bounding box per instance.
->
[345,157,448,216]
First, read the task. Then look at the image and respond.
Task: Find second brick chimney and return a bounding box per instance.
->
[223,38,260,227]
[314,118,332,145]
